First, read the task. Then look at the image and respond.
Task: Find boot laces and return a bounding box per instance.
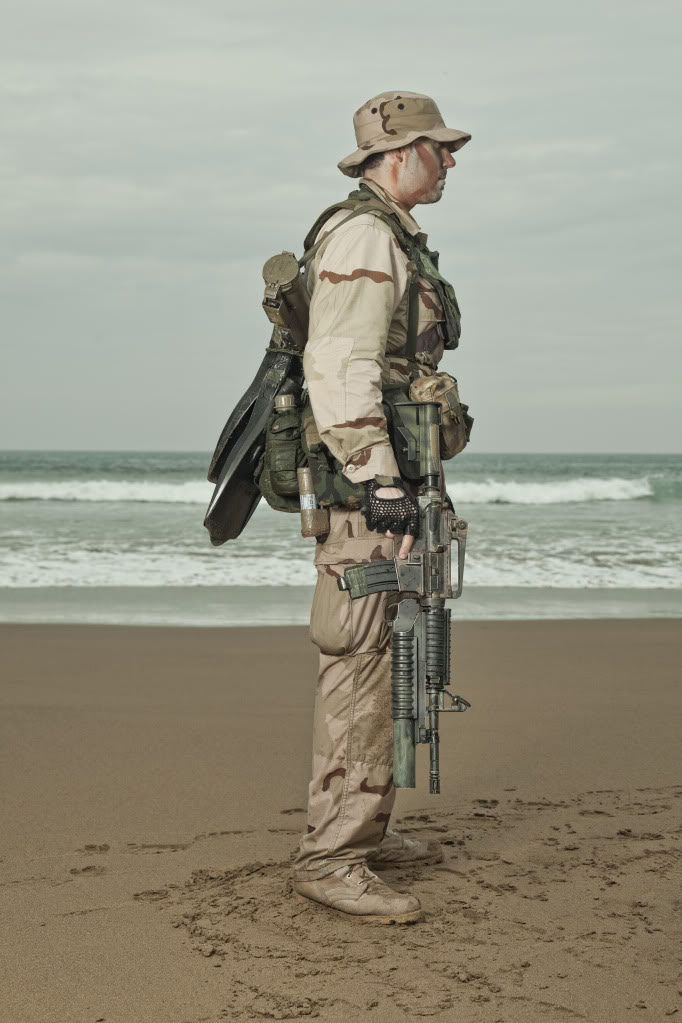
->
[346,863,378,887]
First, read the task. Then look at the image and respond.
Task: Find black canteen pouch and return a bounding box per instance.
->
[256,404,307,513]
[300,400,365,510]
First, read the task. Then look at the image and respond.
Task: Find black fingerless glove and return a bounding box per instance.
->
[361,477,420,538]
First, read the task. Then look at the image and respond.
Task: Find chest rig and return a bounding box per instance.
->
[296,184,463,510]
[254,184,465,517]
[262,183,462,362]
[301,182,462,359]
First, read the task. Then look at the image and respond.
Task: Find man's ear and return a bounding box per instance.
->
[386,145,408,167]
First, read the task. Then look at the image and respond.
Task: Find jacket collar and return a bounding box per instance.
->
[359,178,428,245]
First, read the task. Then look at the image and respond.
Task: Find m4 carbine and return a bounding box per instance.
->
[337,400,470,794]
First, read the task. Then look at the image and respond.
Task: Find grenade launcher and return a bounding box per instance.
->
[337,400,470,794]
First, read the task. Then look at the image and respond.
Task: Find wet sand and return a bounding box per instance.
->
[1,620,680,1022]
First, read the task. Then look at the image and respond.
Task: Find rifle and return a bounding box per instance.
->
[337,400,470,794]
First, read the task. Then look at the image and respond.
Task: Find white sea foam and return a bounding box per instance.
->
[448,477,654,504]
[2,546,680,589]
[0,476,655,505]
[0,549,316,588]
[0,480,212,503]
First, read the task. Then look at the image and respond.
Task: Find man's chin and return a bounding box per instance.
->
[417,189,445,205]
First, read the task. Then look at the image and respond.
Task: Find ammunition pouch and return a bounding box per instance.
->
[408,373,473,459]
[256,403,306,513]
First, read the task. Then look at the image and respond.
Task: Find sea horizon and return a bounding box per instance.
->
[2,447,681,455]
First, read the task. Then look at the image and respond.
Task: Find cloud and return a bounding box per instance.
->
[2,0,681,450]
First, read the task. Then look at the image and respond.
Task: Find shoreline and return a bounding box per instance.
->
[2,585,681,627]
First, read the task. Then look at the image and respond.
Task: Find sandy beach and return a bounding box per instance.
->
[1,620,680,1023]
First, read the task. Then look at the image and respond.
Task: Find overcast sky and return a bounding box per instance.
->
[3,0,681,452]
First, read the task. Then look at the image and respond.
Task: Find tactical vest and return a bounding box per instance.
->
[259,183,464,513]
[265,181,462,361]
[302,182,462,355]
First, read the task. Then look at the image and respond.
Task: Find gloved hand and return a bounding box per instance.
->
[362,477,419,559]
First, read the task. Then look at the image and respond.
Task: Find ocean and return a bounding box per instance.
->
[1,450,680,626]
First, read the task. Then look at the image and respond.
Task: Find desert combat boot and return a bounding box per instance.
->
[367,829,444,870]
[294,862,423,924]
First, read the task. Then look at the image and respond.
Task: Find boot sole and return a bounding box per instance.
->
[295,894,423,924]
[367,853,444,870]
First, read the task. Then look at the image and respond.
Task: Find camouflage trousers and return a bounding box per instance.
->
[293,508,399,881]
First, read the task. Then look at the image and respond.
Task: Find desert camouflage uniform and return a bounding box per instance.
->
[293,179,448,880]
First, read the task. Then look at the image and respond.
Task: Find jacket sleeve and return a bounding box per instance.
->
[303,216,409,483]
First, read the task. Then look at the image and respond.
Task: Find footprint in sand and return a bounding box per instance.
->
[194,829,256,841]
[70,865,107,876]
[133,888,170,902]
[126,842,189,854]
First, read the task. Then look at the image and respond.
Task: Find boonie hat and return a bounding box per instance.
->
[338,90,471,178]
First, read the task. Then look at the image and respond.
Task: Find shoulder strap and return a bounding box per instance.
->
[405,273,420,361]
[299,198,396,269]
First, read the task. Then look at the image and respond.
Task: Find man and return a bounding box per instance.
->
[293,91,471,923]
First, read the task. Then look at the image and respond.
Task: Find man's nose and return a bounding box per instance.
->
[441,148,456,169]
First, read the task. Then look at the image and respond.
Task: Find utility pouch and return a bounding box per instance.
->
[256,395,306,513]
[408,373,473,459]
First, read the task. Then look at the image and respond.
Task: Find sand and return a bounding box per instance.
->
[0,620,680,1023]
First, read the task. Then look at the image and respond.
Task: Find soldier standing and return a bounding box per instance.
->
[292,92,471,923]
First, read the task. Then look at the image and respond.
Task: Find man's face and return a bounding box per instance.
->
[394,139,456,206]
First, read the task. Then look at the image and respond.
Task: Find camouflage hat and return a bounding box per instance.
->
[338,91,471,178]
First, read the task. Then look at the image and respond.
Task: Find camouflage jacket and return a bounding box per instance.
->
[303,179,449,485]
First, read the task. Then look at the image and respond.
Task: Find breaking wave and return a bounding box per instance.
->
[449,477,654,504]
[0,480,213,503]
[2,547,679,588]
[0,476,656,505]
